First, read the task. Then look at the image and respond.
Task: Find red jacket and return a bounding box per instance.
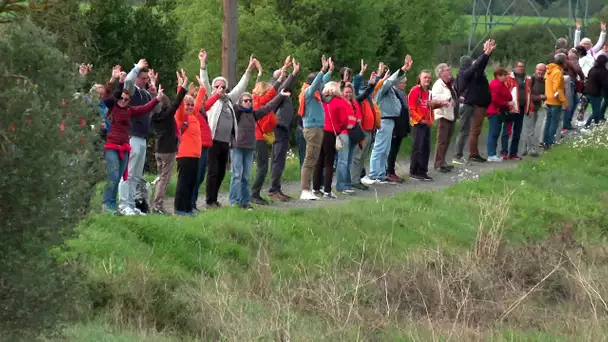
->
[105,98,159,145]
[487,79,512,116]
[253,87,279,140]
[408,85,434,126]
[323,97,351,134]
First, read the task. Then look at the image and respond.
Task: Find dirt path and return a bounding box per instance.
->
[162,111,574,213]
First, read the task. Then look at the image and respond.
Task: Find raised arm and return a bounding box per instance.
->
[193,76,208,114]
[356,72,377,102]
[574,23,581,47]
[198,49,212,94]
[306,71,324,98]
[125,59,147,94]
[131,85,163,117]
[228,55,255,103]
[280,59,300,92]
[254,91,289,120]
[592,23,607,54]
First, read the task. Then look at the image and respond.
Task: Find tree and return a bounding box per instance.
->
[0,19,100,338]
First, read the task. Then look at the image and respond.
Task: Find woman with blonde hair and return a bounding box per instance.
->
[312,81,351,199]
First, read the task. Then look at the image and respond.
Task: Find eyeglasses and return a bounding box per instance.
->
[242,99,252,103]
[120,96,130,102]
[185,103,195,107]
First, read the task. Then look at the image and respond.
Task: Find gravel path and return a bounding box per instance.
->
[161,110,573,213]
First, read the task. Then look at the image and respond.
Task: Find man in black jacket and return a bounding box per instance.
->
[453,39,495,164]
[386,77,410,183]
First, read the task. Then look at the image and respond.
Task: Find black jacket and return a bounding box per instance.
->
[456,53,492,108]
[151,87,187,154]
[392,87,411,138]
[584,66,608,97]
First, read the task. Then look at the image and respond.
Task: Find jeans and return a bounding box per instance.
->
[544,105,562,146]
[501,114,523,156]
[563,81,578,129]
[601,96,608,120]
[336,134,356,191]
[251,140,271,197]
[368,118,395,180]
[270,129,290,193]
[486,115,502,157]
[152,152,175,211]
[453,104,474,158]
[409,124,431,176]
[103,149,129,210]
[350,131,373,185]
[118,136,146,210]
[175,157,199,214]
[296,127,306,170]
[229,147,254,206]
[586,95,604,127]
[522,111,539,155]
[191,148,208,209]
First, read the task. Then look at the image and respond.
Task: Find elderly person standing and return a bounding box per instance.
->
[575,21,607,77]
[431,63,459,173]
[521,63,546,157]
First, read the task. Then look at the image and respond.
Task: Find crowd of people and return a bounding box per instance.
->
[89,22,608,216]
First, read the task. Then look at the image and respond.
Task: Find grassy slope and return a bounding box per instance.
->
[59,125,608,340]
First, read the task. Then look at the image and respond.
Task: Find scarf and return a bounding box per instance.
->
[297,83,322,117]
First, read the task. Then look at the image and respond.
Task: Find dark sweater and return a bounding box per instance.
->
[530,75,546,108]
[456,53,492,108]
[234,94,285,149]
[275,73,297,132]
[151,87,187,154]
[130,86,155,138]
[584,66,608,97]
[392,87,411,138]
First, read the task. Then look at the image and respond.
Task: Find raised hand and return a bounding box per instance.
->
[156,84,164,100]
[196,75,204,87]
[111,65,121,79]
[576,20,581,30]
[119,71,127,83]
[328,57,334,72]
[176,71,183,86]
[247,55,256,72]
[148,69,158,86]
[321,55,329,72]
[280,89,291,97]
[188,82,197,96]
[601,21,606,32]
[180,69,188,87]
[78,63,90,76]
[369,71,378,85]
[136,59,148,70]
[292,59,300,75]
[283,55,292,69]
[360,59,368,75]
[402,55,413,71]
[382,69,390,80]
[199,48,207,69]
[254,59,262,74]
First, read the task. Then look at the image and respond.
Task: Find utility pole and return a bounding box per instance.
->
[222,0,238,87]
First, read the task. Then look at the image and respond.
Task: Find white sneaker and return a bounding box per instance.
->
[133,207,147,216]
[340,189,355,195]
[120,207,138,216]
[581,128,591,134]
[323,191,338,199]
[487,155,503,162]
[300,190,319,201]
[361,176,379,185]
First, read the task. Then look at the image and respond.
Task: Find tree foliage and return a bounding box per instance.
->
[0,19,100,338]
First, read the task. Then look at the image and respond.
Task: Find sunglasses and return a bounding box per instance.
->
[213,85,226,90]
[185,103,195,107]
[120,96,130,102]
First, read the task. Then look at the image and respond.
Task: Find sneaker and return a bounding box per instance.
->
[410,174,433,181]
[101,204,118,215]
[120,207,138,216]
[352,183,369,191]
[151,207,167,215]
[323,191,338,199]
[560,129,568,134]
[269,192,289,202]
[361,176,380,185]
[529,151,540,157]
[452,156,466,165]
[487,155,503,162]
[240,204,254,211]
[435,166,450,173]
[277,191,292,200]
[377,178,390,184]
[312,189,323,196]
[508,154,522,160]
[469,155,487,163]
[206,202,222,209]
[444,165,455,171]
[251,196,269,205]
[339,189,355,195]
[300,190,319,201]
[387,173,405,184]
[500,153,508,160]
[133,207,147,216]
[421,174,433,181]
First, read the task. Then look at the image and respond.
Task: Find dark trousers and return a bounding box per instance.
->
[434,118,455,168]
[586,95,605,127]
[205,140,230,204]
[191,148,208,209]
[313,131,336,193]
[251,140,271,197]
[409,124,431,176]
[175,157,199,213]
[296,127,306,170]
[270,129,290,193]
[501,112,524,156]
[387,135,404,175]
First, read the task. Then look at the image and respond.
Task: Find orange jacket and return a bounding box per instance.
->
[408,85,434,126]
[253,87,278,140]
[175,87,202,159]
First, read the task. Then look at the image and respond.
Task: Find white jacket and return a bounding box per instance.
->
[431,79,456,121]
[200,68,251,139]
[574,29,607,77]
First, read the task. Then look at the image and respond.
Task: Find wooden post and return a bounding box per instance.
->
[222,0,238,87]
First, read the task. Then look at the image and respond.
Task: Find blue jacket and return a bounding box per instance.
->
[375,70,405,118]
[302,71,332,129]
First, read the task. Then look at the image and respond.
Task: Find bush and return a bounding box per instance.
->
[0,20,103,338]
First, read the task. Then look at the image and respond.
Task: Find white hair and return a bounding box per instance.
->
[435,63,449,77]
[581,38,592,45]
[212,76,228,89]
[322,81,342,98]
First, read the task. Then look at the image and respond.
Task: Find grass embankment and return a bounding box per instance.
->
[57,125,608,340]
